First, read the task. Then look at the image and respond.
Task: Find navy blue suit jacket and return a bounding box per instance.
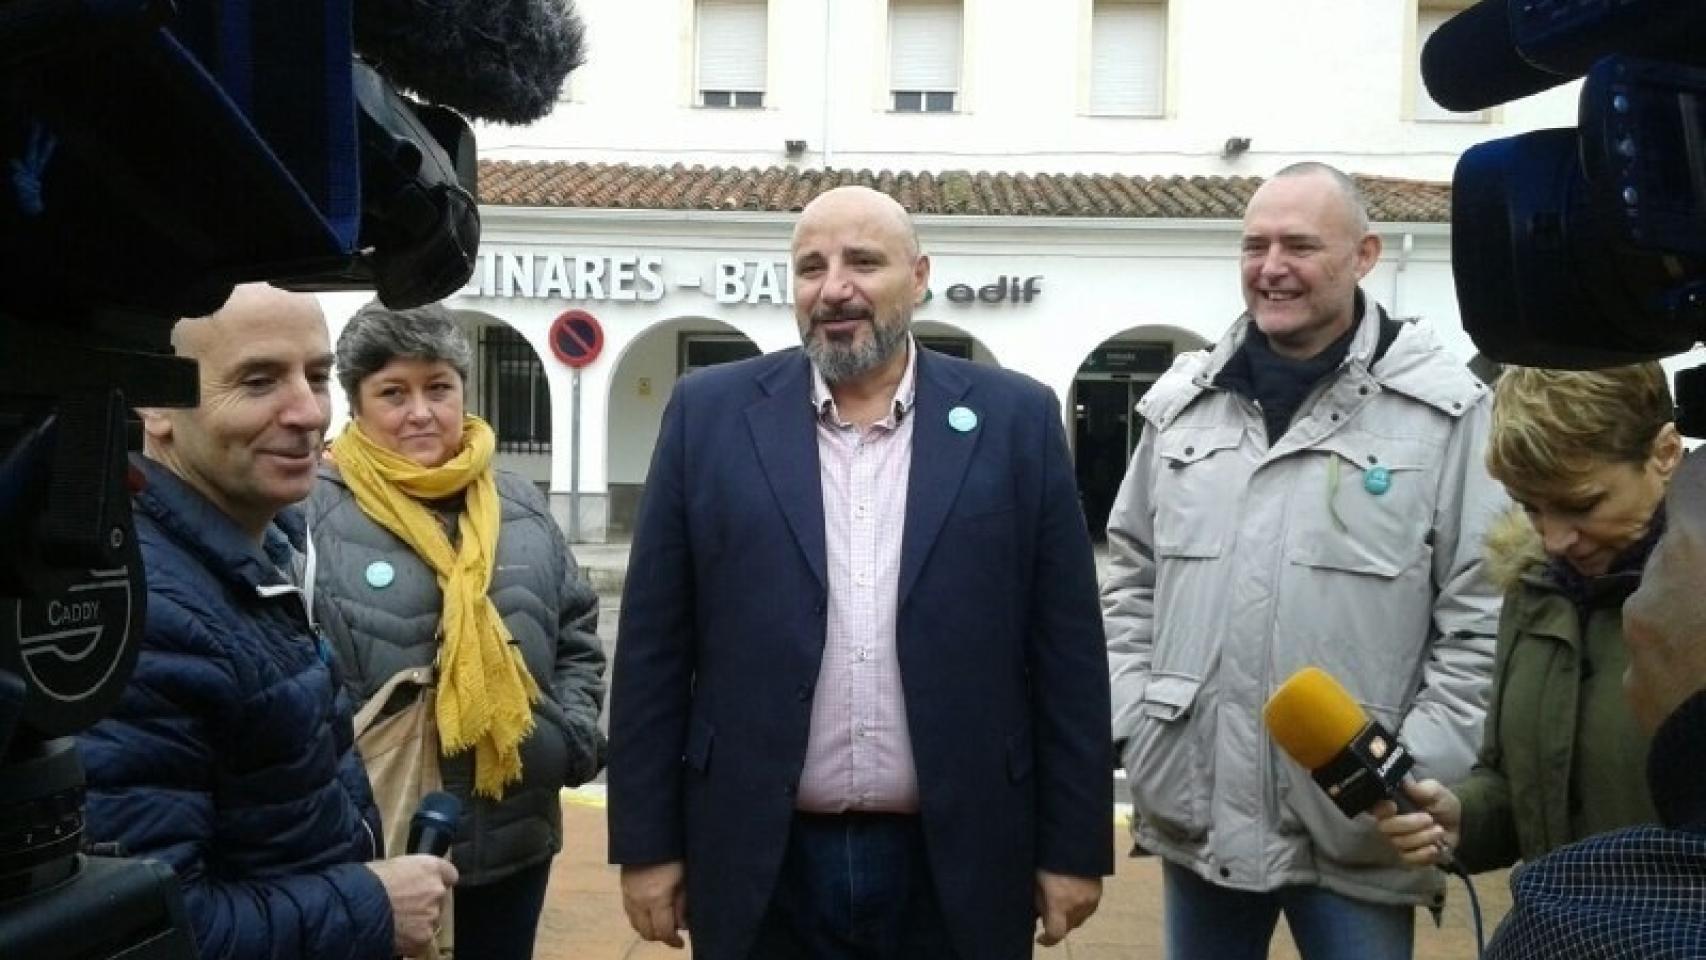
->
[608,347,1113,960]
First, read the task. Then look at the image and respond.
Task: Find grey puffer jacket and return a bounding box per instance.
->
[1104,301,1506,908]
[307,466,607,885]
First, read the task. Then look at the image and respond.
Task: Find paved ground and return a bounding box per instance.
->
[536,793,1512,959]
[557,542,1512,958]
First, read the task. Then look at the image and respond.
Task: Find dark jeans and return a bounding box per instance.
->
[1162,860,1414,960]
[748,812,960,960]
[453,858,553,960]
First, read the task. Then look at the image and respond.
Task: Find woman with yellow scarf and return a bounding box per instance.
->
[308,301,606,960]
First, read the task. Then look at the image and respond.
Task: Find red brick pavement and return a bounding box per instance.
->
[533,795,1510,960]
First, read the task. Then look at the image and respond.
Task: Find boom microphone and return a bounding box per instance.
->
[1264,667,1418,820]
[408,791,462,857]
[353,0,587,125]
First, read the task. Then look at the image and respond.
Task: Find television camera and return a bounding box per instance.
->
[0,0,580,955]
[1424,0,1706,428]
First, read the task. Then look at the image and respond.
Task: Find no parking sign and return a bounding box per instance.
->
[550,309,604,368]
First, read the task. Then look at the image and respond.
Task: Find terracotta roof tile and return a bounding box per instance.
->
[477,161,1452,223]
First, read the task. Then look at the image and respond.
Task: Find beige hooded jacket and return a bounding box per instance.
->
[1104,302,1506,907]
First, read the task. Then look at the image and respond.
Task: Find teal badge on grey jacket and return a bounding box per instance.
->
[948,406,978,432]
[365,560,395,589]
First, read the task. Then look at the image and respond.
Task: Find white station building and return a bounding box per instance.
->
[320,0,1596,542]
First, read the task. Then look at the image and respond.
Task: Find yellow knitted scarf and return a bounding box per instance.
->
[332,416,539,799]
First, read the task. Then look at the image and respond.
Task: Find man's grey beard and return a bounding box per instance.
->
[803,314,910,383]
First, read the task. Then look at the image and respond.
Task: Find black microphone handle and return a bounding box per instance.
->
[408,791,462,857]
[410,824,454,857]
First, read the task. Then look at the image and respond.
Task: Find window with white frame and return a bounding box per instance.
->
[889,0,961,113]
[697,0,767,109]
[1090,0,1166,117]
[1413,3,1486,122]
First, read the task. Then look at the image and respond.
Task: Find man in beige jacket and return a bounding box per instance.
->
[1103,163,1506,960]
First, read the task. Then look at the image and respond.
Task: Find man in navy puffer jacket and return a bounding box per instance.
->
[78,284,456,959]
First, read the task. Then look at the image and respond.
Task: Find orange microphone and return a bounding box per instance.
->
[1264,667,1416,820]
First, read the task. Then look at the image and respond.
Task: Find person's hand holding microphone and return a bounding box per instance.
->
[1264,667,1459,868]
[368,792,461,957]
[1373,779,1463,867]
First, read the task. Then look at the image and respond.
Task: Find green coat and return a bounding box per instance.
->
[1452,511,1659,872]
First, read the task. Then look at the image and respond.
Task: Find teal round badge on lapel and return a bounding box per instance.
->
[1363,466,1392,496]
[948,406,978,433]
[365,560,396,589]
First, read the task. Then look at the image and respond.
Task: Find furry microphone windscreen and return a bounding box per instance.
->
[1263,667,1370,772]
[353,0,587,125]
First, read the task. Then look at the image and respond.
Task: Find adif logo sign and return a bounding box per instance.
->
[921,276,1044,306]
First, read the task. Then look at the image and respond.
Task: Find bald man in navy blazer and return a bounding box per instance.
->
[608,186,1113,960]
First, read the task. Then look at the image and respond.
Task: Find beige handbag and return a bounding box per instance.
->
[353,666,454,959]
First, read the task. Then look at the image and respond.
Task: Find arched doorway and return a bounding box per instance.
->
[604,317,761,537]
[1072,325,1209,540]
[455,309,554,489]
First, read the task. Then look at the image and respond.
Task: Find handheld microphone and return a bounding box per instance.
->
[1266,668,1460,871]
[1264,667,1423,820]
[408,791,462,857]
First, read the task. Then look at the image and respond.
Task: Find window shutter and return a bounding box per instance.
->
[698,0,767,94]
[889,2,961,92]
[1090,1,1165,116]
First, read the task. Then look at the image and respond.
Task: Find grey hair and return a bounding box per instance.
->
[335,300,473,409]
[1270,161,1371,234]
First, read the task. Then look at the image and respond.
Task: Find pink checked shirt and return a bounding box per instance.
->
[794,339,921,814]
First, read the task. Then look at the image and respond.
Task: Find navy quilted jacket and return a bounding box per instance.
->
[79,457,392,960]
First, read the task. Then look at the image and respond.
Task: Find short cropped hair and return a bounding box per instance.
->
[335,300,472,410]
[1270,161,1370,235]
[1486,363,1674,500]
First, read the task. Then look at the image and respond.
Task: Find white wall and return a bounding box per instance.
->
[320,289,374,436]
[480,0,1581,180]
[606,316,753,483]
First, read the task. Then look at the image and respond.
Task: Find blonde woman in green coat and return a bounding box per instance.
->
[1376,362,1679,872]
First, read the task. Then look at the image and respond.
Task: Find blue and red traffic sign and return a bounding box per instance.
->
[550,309,604,368]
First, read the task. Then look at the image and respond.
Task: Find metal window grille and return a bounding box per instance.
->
[478,326,552,453]
[701,90,765,108]
[892,90,956,113]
